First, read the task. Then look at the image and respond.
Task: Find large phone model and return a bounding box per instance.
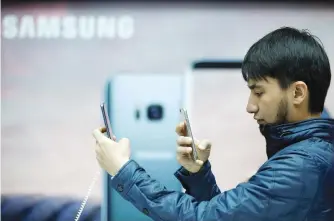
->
[186,60,333,192]
[101,73,184,221]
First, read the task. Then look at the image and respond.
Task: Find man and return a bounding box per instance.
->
[93,27,334,220]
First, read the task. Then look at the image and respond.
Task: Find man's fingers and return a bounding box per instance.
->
[92,127,106,142]
[177,136,192,146]
[112,135,117,141]
[96,156,106,170]
[175,121,187,136]
[94,141,100,151]
[95,141,106,158]
[197,139,212,151]
[96,152,103,162]
[195,159,204,166]
[177,146,192,155]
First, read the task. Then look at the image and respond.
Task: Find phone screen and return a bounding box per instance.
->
[188,62,267,191]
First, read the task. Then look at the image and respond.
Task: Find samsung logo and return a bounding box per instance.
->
[1,14,135,40]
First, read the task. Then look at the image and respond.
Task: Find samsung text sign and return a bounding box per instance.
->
[1,15,135,40]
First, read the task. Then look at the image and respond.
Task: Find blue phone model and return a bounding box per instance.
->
[101,73,184,221]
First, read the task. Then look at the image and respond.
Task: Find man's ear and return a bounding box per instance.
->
[292,81,308,105]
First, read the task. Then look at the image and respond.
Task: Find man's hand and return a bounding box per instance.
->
[92,127,131,176]
[175,122,212,173]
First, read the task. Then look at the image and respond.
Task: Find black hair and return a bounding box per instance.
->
[241,27,331,114]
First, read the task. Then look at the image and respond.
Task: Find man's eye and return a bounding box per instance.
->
[254,92,263,97]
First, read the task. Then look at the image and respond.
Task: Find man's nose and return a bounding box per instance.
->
[246,102,258,114]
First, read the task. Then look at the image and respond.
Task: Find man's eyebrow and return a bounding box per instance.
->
[248,84,262,89]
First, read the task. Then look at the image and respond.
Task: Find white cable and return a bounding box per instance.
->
[74,169,101,221]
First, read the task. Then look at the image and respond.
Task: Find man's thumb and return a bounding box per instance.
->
[119,138,130,146]
[197,139,211,151]
[195,159,204,166]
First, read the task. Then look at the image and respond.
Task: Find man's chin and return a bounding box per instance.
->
[258,121,287,129]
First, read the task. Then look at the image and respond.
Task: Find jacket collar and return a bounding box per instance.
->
[260,118,334,159]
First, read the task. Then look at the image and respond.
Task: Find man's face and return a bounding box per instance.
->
[246,77,289,125]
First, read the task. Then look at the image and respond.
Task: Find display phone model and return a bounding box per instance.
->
[101,74,184,221]
[179,108,198,161]
[186,60,268,191]
[100,102,115,140]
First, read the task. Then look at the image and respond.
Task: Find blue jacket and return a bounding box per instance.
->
[110,118,334,221]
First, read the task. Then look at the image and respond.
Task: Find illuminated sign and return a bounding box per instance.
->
[2,15,135,39]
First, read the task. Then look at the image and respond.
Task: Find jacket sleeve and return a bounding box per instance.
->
[110,151,318,221]
[174,161,221,201]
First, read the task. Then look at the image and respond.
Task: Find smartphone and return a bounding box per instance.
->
[179,108,198,161]
[100,102,115,140]
[101,73,184,221]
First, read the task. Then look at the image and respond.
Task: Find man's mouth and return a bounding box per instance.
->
[255,118,265,124]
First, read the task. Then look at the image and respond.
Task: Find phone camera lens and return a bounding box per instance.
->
[147,104,163,121]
